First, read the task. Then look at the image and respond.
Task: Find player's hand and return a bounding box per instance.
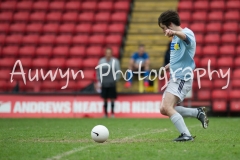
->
[165,29,176,37]
[164,63,170,70]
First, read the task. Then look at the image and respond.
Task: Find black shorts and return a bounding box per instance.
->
[101,86,117,99]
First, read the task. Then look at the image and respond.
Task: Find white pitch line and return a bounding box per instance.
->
[46,128,168,160]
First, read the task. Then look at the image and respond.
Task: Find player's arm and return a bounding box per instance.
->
[165,29,190,45]
[165,63,170,70]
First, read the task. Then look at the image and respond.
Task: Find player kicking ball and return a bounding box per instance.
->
[158,10,209,142]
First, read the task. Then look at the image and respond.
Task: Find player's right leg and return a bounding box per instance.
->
[175,106,209,129]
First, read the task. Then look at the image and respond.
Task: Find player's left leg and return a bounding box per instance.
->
[160,92,194,142]
[110,98,115,118]
[175,106,209,129]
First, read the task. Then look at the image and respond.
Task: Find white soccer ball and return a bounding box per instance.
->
[91,125,109,143]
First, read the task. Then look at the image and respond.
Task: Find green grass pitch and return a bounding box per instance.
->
[0,118,240,160]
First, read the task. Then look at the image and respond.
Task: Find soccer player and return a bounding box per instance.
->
[158,10,209,142]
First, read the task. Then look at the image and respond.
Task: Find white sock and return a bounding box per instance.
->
[170,112,191,136]
[175,106,198,118]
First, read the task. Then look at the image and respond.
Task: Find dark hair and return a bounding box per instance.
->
[138,44,145,48]
[158,10,181,27]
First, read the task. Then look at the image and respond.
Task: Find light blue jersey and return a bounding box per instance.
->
[170,28,196,80]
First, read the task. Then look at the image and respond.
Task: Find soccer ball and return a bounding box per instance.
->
[91,125,109,143]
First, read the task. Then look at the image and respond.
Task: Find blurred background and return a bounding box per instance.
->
[0,0,239,116]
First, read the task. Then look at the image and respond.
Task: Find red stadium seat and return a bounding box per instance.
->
[178,1,193,11]
[65,1,81,11]
[212,100,227,112]
[92,23,108,34]
[0,58,17,68]
[22,35,39,45]
[62,12,78,22]
[83,69,95,81]
[13,12,30,22]
[192,11,207,22]
[206,22,222,33]
[221,33,237,44]
[41,81,60,92]
[212,90,228,100]
[26,23,43,33]
[222,22,238,33]
[39,35,56,45]
[65,58,83,69]
[30,12,46,22]
[0,70,11,80]
[197,90,211,100]
[2,46,19,57]
[82,58,99,69]
[230,101,240,112]
[224,11,239,21]
[9,23,26,33]
[98,1,113,11]
[190,22,205,33]
[232,80,240,89]
[95,12,111,23]
[75,23,92,34]
[108,23,125,34]
[106,35,122,46]
[0,23,10,33]
[1,1,17,10]
[202,45,218,57]
[195,34,204,44]
[199,79,213,89]
[200,57,217,68]
[79,12,95,22]
[111,12,127,23]
[72,35,89,45]
[178,12,191,22]
[204,34,220,45]
[208,11,223,22]
[19,46,35,57]
[195,46,202,57]
[19,58,32,68]
[0,35,6,45]
[226,0,240,10]
[56,35,72,45]
[32,58,49,69]
[52,46,69,57]
[59,80,77,92]
[194,1,209,11]
[77,80,92,89]
[233,69,240,79]
[114,1,130,12]
[238,35,240,44]
[59,23,75,34]
[0,80,8,92]
[49,1,65,11]
[86,46,103,57]
[181,22,189,29]
[209,1,225,11]
[82,1,97,11]
[237,46,240,55]
[49,58,66,68]
[17,1,33,11]
[219,45,235,56]
[33,1,49,11]
[46,12,62,22]
[89,35,105,45]
[234,57,240,68]
[0,12,13,22]
[6,34,23,44]
[69,46,86,57]
[43,23,59,34]
[36,46,52,57]
[213,79,230,90]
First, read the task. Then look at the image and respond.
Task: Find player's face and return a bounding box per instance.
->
[159,23,169,35]
[105,49,112,59]
[138,46,144,55]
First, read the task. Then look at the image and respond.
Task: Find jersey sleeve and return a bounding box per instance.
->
[131,53,137,60]
[144,53,149,59]
[182,29,195,47]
